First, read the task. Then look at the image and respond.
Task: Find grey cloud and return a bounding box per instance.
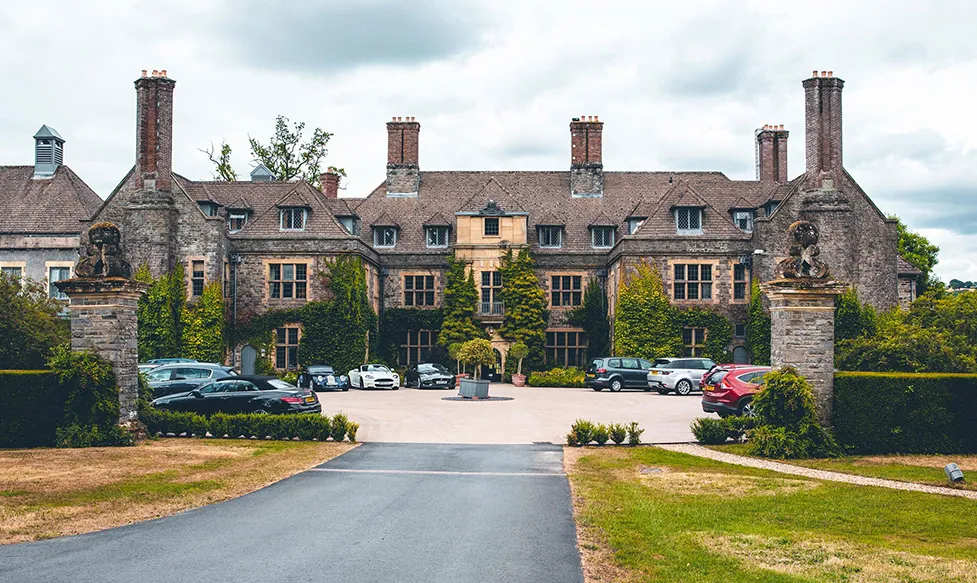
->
[850,129,947,165]
[883,186,977,235]
[493,139,563,160]
[212,0,495,74]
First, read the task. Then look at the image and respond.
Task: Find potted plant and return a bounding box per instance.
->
[457,339,495,398]
[448,342,469,383]
[508,342,529,387]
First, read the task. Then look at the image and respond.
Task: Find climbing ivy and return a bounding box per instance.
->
[746,280,771,365]
[835,286,878,342]
[135,264,185,362]
[181,281,226,363]
[499,249,548,373]
[567,278,610,360]
[613,262,683,360]
[438,256,485,347]
[677,306,732,362]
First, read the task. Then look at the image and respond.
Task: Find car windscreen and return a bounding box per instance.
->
[418,364,448,374]
[308,367,335,374]
[365,365,390,373]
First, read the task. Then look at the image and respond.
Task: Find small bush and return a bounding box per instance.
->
[690,417,728,445]
[346,422,359,443]
[141,409,347,441]
[0,370,64,447]
[593,424,610,445]
[278,371,299,385]
[723,415,755,442]
[570,419,596,445]
[527,368,585,388]
[608,423,627,445]
[566,432,578,447]
[748,423,840,459]
[55,424,134,448]
[626,422,644,445]
[330,412,349,442]
[747,366,840,459]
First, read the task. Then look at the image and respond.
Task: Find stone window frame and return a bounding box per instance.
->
[538,226,563,249]
[590,226,615,249]
[0,261,26,282]
[733,263,750,303]
[668,259,719,305]
[480,270,503,315]
[403,273,437,307]
[279,207,307,232]
[400,329,436,366]
[733,210,754,232]
[45,260,73,300]
[275,325,301,370]
[188,258,206,298]
[674,207,703,234]
[425,226,449,248]
[734,322,746,338]
[682,326,707,357]
[549,272,585,309]
[228,212,248,233]
[545,328,588,367]
[373,226,398,248]
[266,261,309,302]
[483,217,500,237]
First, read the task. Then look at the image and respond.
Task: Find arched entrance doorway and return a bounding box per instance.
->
[480,348,504,382]
[241,345,257,375]
[732,346,749,364]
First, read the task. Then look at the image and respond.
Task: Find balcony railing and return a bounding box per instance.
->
[479,301,504,317]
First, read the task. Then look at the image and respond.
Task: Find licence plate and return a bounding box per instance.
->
[327,376,335,383]
[304,396,315,403]
[436,379,446,384]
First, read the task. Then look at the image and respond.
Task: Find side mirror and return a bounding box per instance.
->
[190,390,203,398]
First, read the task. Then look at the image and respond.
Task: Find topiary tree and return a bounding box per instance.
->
[457,339,496,380]
[498,249,548,372]
[439,256,486,347]
[745,280,771,365]
[613,262,682,360]
[509,342,529,376]
[567,278,610,360]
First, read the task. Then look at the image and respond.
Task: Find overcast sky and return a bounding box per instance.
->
[2,0,975,281]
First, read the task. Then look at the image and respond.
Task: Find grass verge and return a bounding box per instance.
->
[0,438,354,544]
[566,446,977,583]
[709,444,977,492]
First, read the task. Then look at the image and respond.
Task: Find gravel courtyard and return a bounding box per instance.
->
[316,383,703,444]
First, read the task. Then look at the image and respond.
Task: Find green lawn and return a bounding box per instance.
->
[709,444,977,492]
[568,447,977,582]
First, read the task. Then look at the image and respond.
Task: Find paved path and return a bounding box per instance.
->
[659,443,977,500]
[319,383,702,444]
[0,444,584,583]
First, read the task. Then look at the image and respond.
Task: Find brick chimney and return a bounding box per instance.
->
[134,69,176,192]
[320,167,341,198]
[756,124,789,183]
[803,70,844,177]
[386,116,420,196]
[570,115,603,197]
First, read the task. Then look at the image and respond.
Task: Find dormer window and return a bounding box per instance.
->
[426,226,448,248]
[675,207,703,234]
[591,226,615,248]
[733,210,754,232]
[538,226,563,248]
[199,202,219,217]
[280,208,306,231]
[228,212,248,233]
[339,216,358,235]
[374,227,397,248]
[627,218,646,235]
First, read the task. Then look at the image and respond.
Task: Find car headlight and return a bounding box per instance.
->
[365,374,373,379]
[340,375,347,381]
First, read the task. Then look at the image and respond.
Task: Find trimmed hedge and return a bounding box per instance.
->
[0,370,65,447]
[141,409,357,442]
[834,372,977,454]
[528,367,585,388]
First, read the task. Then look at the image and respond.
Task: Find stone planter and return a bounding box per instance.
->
[511,373,527,387]
[459,378,490,398]
[455,373,470,385]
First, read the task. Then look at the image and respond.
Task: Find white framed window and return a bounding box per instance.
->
[1,266,23,281]
[733,210,754,232]
[228,213,247,233]
[538,226,563,248]
[49,266,71,299]
[628,218,646,235]
[426,226,448,248]
[339,216,357,235]
[483,217,500,237]
[280,208,306,231]
[591,226,614,248]
[374,227,397,248]
[675,208,702,233]
[200,202,219,217]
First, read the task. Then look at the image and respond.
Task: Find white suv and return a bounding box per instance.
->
[646,358,715,396]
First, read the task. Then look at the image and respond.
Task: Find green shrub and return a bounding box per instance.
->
[570,419,596,445]
[141,409,345,441]
[746,366,840,459]
[626,422,644,445]
[55,424,133,448]
[278,371,299,385]
[608,423,627,445]
[748,423,839,459]
[346,422,359,443]
[49,346,120,431]
[330,412,349,441]
[723,415,755,442]
[0,370,64,447]
[690,417,728,444]
[834,372,977,454]
[593,424,610,445]
[566,432,579,447]
[527,367,585,388]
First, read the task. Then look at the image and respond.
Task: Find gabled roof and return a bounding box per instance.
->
[629,180,750,240]
[535,209,565,226]
[371,211,400,228]
[225,195,253,211]
[423,211,452,226]
[457,177,527,215]
[898,256,923,276]
[589,211,617,227]
[0,165,102,234]
[275,188,314,208]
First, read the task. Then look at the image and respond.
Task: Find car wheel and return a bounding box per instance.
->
[360,378,365,390]
[740,399,756,418]
[643,386,652,392]
[656,388,669,395]
[675,380,693,396]
[592,386,603,392]
[254,409,269,415]
[610,379,623,392]
[342,387,349,392]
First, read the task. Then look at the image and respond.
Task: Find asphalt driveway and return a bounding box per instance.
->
[0,443,584,583]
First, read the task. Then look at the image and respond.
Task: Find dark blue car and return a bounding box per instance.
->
[297,365,350,392]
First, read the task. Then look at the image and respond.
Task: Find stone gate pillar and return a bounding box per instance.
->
[57,223,149,428]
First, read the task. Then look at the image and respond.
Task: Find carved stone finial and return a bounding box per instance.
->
[75,222,132,279]
[776,220,829,279]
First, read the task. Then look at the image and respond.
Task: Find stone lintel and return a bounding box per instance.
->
[55,277,150,298]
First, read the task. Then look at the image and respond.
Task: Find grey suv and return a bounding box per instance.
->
[646,358,716,395]
[585,357,656,392]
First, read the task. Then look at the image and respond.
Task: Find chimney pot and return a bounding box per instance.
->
[821,70,827,77]
[141,69,147,77]
[161,69,167,77]
[827,70,833,77]
[812,69,818,78]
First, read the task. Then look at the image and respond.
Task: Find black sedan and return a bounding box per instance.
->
[151,376,321,415]
[297,365,349,392]
[405,363,456,389]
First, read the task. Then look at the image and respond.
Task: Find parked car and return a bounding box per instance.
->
[145,358,198,365]
[698,363,754,391]
[646,357,716,395]
[585,357,656,392]
[138,363,159,375]
[297,365,349,392]
[348,364,400,390]
[404,363,455,389]
[151,376,321,415]
[146,363,237,398]
[701,366,772,417]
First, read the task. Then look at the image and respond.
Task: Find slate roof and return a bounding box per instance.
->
[897,256,923,276]
[350,171,797,254]
[0,165,102,234]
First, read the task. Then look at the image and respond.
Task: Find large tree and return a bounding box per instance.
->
[892,216,940,293]
[498,249,548,372]
[201,115,345,188]
[567,278,610,360]
[438,256,485,347]
[0,273,68,369]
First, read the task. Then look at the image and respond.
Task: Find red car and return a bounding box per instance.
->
[698,363,754,391]
[700,366,772,418]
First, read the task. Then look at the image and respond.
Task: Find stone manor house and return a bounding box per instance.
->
[1,69,922,373]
